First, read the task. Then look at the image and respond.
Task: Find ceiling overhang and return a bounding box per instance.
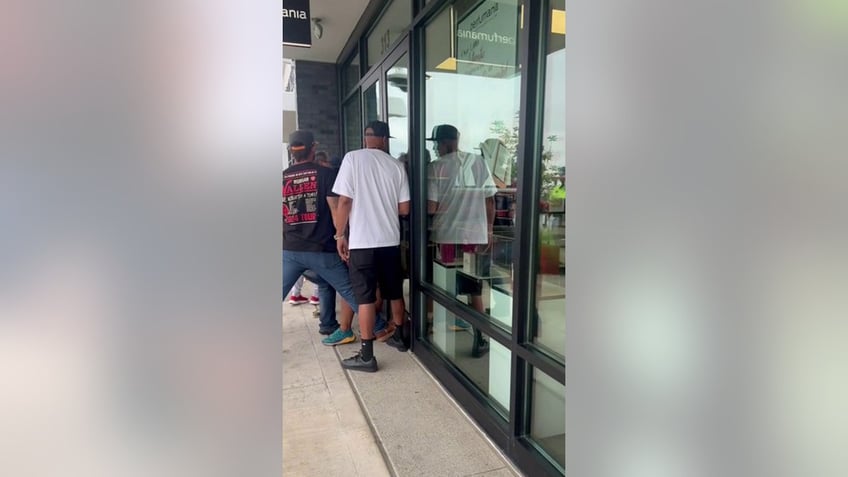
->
[282,0,372,63]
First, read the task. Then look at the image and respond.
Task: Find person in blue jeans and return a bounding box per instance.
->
[300,270,388,341]
[283,129,382,342]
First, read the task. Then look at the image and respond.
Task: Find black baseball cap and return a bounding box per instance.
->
[288,130,315,151]
[426,124,459,141]
[364,120,394,138]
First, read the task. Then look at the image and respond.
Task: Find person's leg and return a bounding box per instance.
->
[343,249,379,372]
[291,275,304,296]
[303,270,338,334]
[313,255,385,338]
[288,273,310,305]
[309,253,364,347]
[320,296,356,346]
[313,254,358,311]
[319,286,357,346]
[304,275,318,302]
[469,273,489,358]
[374,287,383,316]
[377,246,410,351]
[358,303,377,340]
[390,299,405,327]
[338,300,354,331]
[372,287,394,341]
[306,264,356,333]
[348,250,377,341]
[316,281,337,333]
[283,252,308,299]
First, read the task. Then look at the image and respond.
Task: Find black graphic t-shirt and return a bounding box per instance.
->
[282,161,338,252]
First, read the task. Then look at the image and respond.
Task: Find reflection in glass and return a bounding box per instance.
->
[387,54,409,157]
[343,95,362,154]
[426,299,509,416]
[387,53,411,312]
[534,0,566,363]
[364,80,381,124]
[529,367,565,471]
[344,52,360,94]
[366,0,411,68]
[424,0,523,332]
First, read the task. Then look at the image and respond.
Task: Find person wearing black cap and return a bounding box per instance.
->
[306,148,391,345]
[283,129,363,339]
[426,124,497,357]
[331,120,411,372]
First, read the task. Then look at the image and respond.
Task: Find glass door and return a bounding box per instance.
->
[362,70,381,125]
[382,46,411,311]
[384,48,409,158]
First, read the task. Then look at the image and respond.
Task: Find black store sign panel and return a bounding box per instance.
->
[283,0,311,48]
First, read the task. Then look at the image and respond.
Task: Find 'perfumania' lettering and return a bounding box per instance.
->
[282,9,307,20]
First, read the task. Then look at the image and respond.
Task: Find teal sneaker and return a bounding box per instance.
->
[449,319,471,332]
[322,328,356,346]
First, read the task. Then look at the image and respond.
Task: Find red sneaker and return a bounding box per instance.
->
[308,295,320,305]
[288,294,309,305]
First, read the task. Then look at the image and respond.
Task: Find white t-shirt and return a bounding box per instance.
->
[333,148,411,249]
[427,150,497,244]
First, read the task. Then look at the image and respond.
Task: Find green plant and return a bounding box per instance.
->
[488,114,560,196]
[539,227,557,246]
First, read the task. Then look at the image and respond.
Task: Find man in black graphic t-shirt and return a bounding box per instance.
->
[282,130,362,337]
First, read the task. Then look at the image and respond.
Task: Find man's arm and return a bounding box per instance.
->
[326,196,339,215]
[398,200,410,217]
[485,196,495,234]
[334,195,353,239]
[333,195,353,261]
[484,196,496,251]
[326,196,340,232]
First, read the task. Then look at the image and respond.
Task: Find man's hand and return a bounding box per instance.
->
[336,236,350,262]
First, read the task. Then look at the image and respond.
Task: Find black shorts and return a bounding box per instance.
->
[348,246,404,304]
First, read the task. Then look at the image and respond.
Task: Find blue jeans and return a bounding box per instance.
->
[302,270,340,332]
[302,268,388,333]
[282,250,384,332]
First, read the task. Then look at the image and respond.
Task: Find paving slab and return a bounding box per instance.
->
[283,298,391,477]
[338,340,522,477]
[283,294,521,477]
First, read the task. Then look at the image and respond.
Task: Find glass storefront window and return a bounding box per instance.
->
[343,95,362,154]
[343,51,360,94]
[424,0,523,333]
[533,0,566,363]
[364,79,381,123]
[387,53,413,314]
[427,299,510,416]
[367,0,412,68]
[529,366,565,472]
[387,54,409,158]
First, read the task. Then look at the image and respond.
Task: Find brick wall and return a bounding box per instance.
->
[294,61,341,160]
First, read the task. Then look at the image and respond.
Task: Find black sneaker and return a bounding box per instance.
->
[471,331,489,358]
[385,331,408,352]
[341,352,378,373]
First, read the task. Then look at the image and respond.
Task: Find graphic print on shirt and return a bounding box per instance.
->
[283,169,319,225]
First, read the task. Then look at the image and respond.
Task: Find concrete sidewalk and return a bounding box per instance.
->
[283,299,390,476]
[283,297,522,477]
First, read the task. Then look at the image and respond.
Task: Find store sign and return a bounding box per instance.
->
[456,0,519,78]
[283,0,311,48]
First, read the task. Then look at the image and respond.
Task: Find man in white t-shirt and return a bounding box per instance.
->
[332,120,411,372]
[427,124,496,357]
[427,125,497,251]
